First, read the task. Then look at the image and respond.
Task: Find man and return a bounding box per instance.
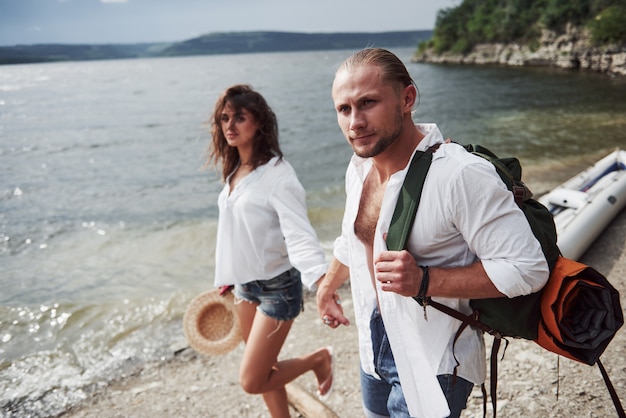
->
[315,48,549,417]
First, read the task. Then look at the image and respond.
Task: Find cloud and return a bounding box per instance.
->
[100,0,128,3]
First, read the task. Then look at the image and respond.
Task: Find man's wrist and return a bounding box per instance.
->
[416,265,429,299]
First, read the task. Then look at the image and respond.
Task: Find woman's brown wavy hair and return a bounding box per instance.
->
[207,84,282,181]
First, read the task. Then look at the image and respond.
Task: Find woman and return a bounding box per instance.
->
[207,84,333,418]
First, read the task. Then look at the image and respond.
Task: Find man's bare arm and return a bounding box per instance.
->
[374,250,506,299]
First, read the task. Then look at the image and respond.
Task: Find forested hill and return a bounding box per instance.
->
[0,30,431,65]
[424,0,626,54]
[414,0,625,76]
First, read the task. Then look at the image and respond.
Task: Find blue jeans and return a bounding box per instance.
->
[361,308,474,418]
[233,267,303,321]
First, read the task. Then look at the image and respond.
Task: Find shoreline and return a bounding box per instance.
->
[62,207,626,418]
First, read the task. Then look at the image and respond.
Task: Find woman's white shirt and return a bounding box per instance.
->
[214,156,327,290]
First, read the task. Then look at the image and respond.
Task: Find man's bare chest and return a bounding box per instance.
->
[354,173,386,247]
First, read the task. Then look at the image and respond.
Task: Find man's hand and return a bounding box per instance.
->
[374,249,423,297]
[316,288,349,328]
[315,259,351,328]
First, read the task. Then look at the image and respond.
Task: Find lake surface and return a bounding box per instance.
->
[1,47,625,417]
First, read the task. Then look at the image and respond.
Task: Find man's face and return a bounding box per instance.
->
[331,65,404,158]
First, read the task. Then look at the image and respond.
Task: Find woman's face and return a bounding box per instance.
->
[220,103,259,150]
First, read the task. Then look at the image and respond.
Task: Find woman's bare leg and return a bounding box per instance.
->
[236,302,332,417]
[235,300,290,417]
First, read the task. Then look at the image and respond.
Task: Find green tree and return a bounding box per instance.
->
[587,4,626,43]
[427,0,625,54]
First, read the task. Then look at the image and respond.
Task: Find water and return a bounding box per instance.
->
[1,48,625,417]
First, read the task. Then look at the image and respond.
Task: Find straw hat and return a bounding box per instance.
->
[183,288,241,356]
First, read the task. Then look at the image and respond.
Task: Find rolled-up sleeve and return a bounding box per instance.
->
[451,162,550,297]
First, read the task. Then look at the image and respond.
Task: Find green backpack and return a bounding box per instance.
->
[386,143,560,340]
[386,143,625,418]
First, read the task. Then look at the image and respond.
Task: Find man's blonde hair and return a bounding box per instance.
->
[337,48,416,93]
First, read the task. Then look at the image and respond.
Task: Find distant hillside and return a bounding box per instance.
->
[0,30,431,65]
[160,31,431,56]
[0,43,169,65]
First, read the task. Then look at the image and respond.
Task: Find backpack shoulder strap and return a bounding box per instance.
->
[386,146,438,251]
[598,359,626,418]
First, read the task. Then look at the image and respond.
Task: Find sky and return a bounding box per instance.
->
[0,0,461,46]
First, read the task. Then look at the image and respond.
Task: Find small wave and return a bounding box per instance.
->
[0,293,189,418]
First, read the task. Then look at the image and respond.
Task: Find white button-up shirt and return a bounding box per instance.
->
[333,124,549,417]
[214,156,327,290]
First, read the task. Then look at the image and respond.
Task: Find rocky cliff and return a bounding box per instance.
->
[413,25,626,76]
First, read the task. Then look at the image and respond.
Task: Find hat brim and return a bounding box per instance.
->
[183,289,241,356]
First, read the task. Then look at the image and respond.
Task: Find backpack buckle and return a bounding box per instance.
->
[511,184,528,207]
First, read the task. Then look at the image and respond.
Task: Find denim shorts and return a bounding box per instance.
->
[361,307,474,418]
[233,267,303,321]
